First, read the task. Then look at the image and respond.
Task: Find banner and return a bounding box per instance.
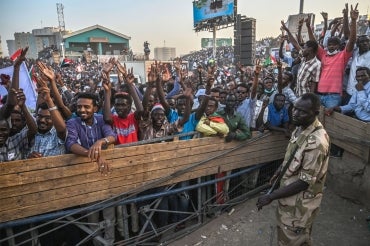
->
[0,62,38,111]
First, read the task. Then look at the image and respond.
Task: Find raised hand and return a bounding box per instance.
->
[115,60,127,79]
[320,12,328,19]
[101,72,111,92]
[161,63,172,82]
[37,85,52,102]
[36,60,55,81]
[343,3,348,16]
[254,59,262,75]
[14,47,29,67]
[350,3,359,20]
[126,67,135,85]
[35,74,48,89]
[305,14,312,27]
[173,57,182,72]
[147,63,159,84]
[102,57,116,75]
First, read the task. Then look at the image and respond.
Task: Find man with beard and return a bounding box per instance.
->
[257,93,330,246]
[65,92,116,245]
[28,77,67,158]
[237,60,260,129]
[345,35,370,104]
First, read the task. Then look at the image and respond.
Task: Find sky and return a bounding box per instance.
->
[0,0,369,57]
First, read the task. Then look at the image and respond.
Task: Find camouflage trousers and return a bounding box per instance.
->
[277,222,312,246]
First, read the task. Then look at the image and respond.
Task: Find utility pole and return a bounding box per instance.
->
[299,0,304,14]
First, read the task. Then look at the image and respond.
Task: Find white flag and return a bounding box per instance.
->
[0,62,38,111]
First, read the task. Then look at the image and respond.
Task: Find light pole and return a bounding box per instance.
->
[60,42,65,59]
[299,0,304,14]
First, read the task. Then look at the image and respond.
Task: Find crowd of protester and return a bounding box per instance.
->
[0,3,369,245]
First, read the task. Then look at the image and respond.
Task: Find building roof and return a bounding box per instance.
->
[63,24,131,40]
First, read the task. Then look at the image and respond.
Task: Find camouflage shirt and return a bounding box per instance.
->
[277,119,330,229]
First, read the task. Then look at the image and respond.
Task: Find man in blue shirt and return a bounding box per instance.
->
[65,92,116,245]
[259,93,290,137]
[326,66,370,122]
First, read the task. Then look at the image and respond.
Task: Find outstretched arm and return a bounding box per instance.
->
[0,47,29,119]
[281,21,302,52]
[126,67,143,112]
[37,79,66,140]
[320,12,328,39]
[250,60,262,99]
[342,4,350,40]
[37,61,72,119]
[102,72,113,125]
[177,88,192,127]
[345,3,359,52]
[305,14,316,41]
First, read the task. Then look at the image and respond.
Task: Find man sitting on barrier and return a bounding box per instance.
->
[326,66,370,122]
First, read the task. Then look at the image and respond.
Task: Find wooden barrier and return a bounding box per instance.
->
[320,111,370,163]
[0,132,288,223]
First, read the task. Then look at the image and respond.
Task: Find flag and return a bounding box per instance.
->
[270,55,277,64]
[263,55,276,66]
[10,48,22,61]
[263,56,272,66]
[28,65,37,83]
[0,62,38,111]
[60,58,73,67]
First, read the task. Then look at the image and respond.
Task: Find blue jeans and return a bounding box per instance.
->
[318,93,341,108]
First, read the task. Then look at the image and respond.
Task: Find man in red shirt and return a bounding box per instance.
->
[103,67,143,144]
[315,4,359,108]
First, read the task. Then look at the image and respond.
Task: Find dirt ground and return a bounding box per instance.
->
[169,185,370,246]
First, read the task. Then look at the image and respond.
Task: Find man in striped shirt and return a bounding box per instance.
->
[295,40,321,97]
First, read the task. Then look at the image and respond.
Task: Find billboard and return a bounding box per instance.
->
[286,13,315,43]
[193,0,234,28]
[201,38,232,48]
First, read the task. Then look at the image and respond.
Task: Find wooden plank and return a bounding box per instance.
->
[0,133,280,188]
[0,137,218,175]
[0,145,286,223]
[0,132,288,222]
[0,138,286,211]
[0,137,287,205]
[323,112,370,162]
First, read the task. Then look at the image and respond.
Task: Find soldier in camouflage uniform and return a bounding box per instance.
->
[257,93,330,245]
